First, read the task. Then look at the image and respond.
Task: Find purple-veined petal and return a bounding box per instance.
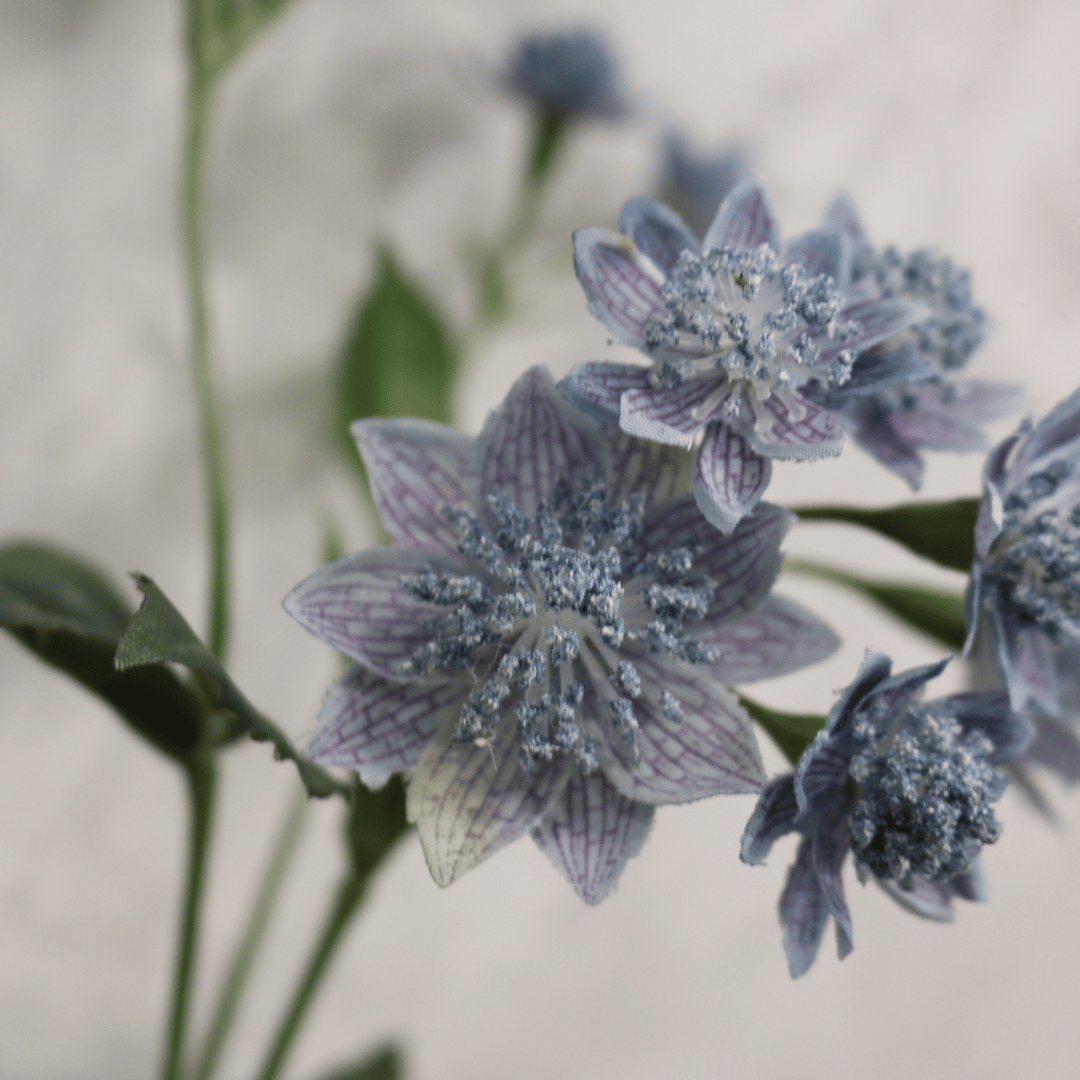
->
[816,297,929,361]
[793,730,850,817]
[939,379,1025,424]
[592,653,765,804]
[558,361,650,426]
[876,875,956,922]
[997,616,1060,716]
[532,770,654,904]
[779,836,831,978]
[740,773,799,865]
[862,656,951,723]
[691,422,772,533]
[283,548,471,679]
[408,715,573,887]
[812,789,854,959]
[806,344,934,410]
[353,418,473,555]
[307,664,469,788]
[1015,383,1080,470]
[702,594,840,685]
[620,374,724,446]
[1024,713,1080,783]
[617,196,700,277]
[942,690,1033,764]
[702,178,781,253]
[473,366,603,517]
[783,228,852,287]
[949,858,989,902]
[601,426,691,512]
[739,392,846,461]
[821,191,868,245]
[847,398,925,491]
[887,391,988,453]
[826,649,894,736]
[573,226,669,350]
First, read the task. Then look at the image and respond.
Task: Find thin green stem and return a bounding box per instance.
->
[192,784,310,1080]
[183,54,231,661]
[255,873,366,1080]
[162,755,217,1080]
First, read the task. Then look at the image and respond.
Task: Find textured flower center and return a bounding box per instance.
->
[848,706,1005,888]
[397,481,719,772]
[642,245,860,420]
[994,458,1080,638]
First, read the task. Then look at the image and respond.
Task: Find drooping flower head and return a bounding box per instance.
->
[741,650,1030,977]
[285,369,838,902]
[562,181,929,533]
[658,132,753,238]
[968,385,1080,783]
[807,193,1023,489]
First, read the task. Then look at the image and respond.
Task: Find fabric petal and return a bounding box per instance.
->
[887,389,989,452]
[1015,383,1080,469]
[702,178,781,253]
[617,196,700,277]
[408,716,572,887]
[812,790,854,959]
[573,226,669,350]
[558,361,650,426]
[783,228,852,287]
[306,665,469,789]
[817,297,929,360]
[702,594,840,685]
[847,398,925,490]
[942,689,1034,764]
[821,191,868,245]
[352,418,473,555]
[938,379,1025,425]
[531,770,654,904]
[592,653,765,804]
[739,392,846,461]
[876,875,956,922]
[997,617,1060,716]
[1023,712,1080,783]
[779,836,831,978]
[740,773,799,864]
[283,548,470,679]
[793,730,851,817]
[826,649,894,737]
[473,366,603,517]
[620,375,722,446]
[691,422,773,533]
[600,426,691,512]
[949,857,990,902]
[805,344,934,410]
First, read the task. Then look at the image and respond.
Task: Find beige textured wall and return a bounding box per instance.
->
[2,0,1080,1076]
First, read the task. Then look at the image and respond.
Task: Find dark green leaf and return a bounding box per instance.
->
[345,775,411,883]
[0,542,203,760]
[317,1045,403,1080]
[786,560,967,652]
[791,498,980,572]
[115,574,349,797]
[738,694,825,766]
[189,0,300,81]
[335,247,457,477]
[525,107,571,188]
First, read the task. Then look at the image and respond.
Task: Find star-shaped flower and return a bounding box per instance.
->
[285,368,838,902]
[741,650,1031,977]
[563,180,929,533]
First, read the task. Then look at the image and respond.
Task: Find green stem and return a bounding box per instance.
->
[192,784,309,1080]
[255,873,366,1080]
[162,755,217,1080]
[183,49,231,661]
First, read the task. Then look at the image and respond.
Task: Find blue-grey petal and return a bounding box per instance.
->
[779,836,831,978]
[876,875,956,922]
[618,196,700,277]
[805,344,934,410]
[794,730,850,817]
[620,374,722,446]
[860,656,952,729]
[821,191,868,245]
[941,689,1034,764]
[1023,712,1080,783]
[702,178,781,253]
[601,426,691,512]
[737,392,845,461]
[741,773,799,865]
[691,422,772,534]
[558,362,649,426]
[783,228,852,288]
[812,790,855,959]
[847,398,925,491]
[949,857,989,902]
[825,649,894,737]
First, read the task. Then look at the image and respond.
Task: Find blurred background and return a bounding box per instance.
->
[3,0,1080,1076]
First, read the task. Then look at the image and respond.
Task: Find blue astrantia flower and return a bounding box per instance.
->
[967,386,1080,785]
[806,193,1023,490]
[561,180,930,533]
[659,132,753,239]
[285,368,839,903]
[501,28,628,118]
[741,650,1030,977]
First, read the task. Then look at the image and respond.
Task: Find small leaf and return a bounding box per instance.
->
[116,575,349,798]
[792,498,980,571]
[317,1045,403,1080]
[345,775,411,883]
[0,542,203,760]
[335,247,457,478]
[786,560,967,652]
[738,694,825,766]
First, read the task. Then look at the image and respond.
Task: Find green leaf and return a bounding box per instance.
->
[115,574,349,798]
[791,498,980,572]
[786,560,968,652]
[525,106,571,188]
[317,1045,403,1080]
[0,542,203,760]
[189,0,301,82]
[335,247,457,477]
[738,694,826,766]
[345,775,411,883]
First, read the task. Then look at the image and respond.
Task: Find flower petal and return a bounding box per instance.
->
[740,773,799,865]
[779,836,831,978]
[558,361,650,426]
[600,426,692,512]
[408,716,572,887]
[887,390,989,452]
[816,297,929,361]
[592,653,765,804]
[938,379,1025,424]
[573,226,669,350]
[532,770,654,904]
[821,192,868,245]
[793,730,851,817]
[620,375,723,446]
[941,690,1033,764]
[739,392,846,461]
[617,196,700,277]
[702,594,840,685]
[812,790,854,959]
[805,344,934,410]
[473,366,603,516]
[876,875,956,922]
[306,665,469,789]
[1023,713,1080,783]
[691,422,773,533]
[949,858,990,902]
[783,228,852,287]
[353,418,473,555]
[1015,383,1080,469]
[702,178,781,253]
[283,548,470,679]
[847,398,926,491]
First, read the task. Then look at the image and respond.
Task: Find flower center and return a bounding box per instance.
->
[397,481,719,772]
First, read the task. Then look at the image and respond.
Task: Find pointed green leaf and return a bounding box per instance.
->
[738,694,826,766]
[115,574,349,797]
[317,1045,403,1080]
[786,560,967,652]
[335,247,457,477]
[190,0,301,82]
[0,543,203,760]
[345,775,411,883]
[792,498,980,572]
